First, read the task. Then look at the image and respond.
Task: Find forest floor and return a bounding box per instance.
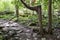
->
[0,19,60,40]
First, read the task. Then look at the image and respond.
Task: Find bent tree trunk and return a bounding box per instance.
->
[20,0,43,35]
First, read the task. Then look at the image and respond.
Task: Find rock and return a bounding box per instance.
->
[0,19,37,40]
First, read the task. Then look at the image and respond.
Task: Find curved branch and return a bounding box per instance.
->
[20,0,41,11]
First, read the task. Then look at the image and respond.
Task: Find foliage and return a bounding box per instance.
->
[0,0,60,27]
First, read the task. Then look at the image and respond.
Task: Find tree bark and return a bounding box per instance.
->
[37,6,43,35]
[20,0,43,34]
[15,2,19,21]
[48,0,52,34]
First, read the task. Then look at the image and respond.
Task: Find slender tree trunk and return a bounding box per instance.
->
[48,0,52,34]
[15,3,19,21]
